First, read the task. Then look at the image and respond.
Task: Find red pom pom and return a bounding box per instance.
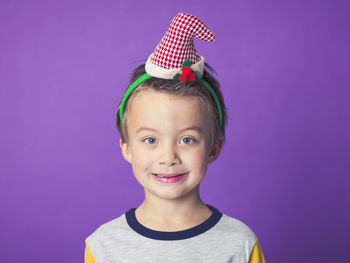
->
[189,73,196,81]
[179,74,185,82]
[182,67,192,76]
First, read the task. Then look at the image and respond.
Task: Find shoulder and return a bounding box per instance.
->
[214,212,257,246]
[85,212,129,245]
[85,213,130,262]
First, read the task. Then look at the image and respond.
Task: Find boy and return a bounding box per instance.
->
[85,12,266,263]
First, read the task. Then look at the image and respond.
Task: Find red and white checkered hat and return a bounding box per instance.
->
[145,12,215,79]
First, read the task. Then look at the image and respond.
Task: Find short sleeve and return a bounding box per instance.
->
[85,240,96,263]
[248,237,266,263]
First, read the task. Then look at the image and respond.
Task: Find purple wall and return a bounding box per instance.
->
[1,0,349,262]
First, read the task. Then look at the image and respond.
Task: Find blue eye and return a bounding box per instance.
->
[181,137,195,144]
[144,138,157,144]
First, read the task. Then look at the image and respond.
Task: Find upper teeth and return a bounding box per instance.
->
[155,174,179,177]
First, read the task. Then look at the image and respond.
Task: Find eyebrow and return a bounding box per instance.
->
[136,125,203,134]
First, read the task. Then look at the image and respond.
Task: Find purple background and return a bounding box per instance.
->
[1,0,349,262]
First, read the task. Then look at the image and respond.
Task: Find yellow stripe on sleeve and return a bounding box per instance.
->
[85,240,96,263]
[248,237,266,263]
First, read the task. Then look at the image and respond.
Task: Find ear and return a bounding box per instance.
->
[208,137,224,164]
[119,138,132,164]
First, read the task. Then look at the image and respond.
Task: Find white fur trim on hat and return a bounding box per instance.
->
[145,53,205,79]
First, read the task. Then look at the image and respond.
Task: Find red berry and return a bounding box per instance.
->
[182,67,192,76]
[189,73,196,81]
[179,74,185,82]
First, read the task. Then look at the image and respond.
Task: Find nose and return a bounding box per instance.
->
[158,143,181,166]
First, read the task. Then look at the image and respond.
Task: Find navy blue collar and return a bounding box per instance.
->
[125,204,223,240]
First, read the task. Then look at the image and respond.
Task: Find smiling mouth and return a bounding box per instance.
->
[152,173,186,178]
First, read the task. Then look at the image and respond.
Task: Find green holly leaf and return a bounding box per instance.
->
[173,73,181,80]
[182,60,192,69]
[193,70,202,80]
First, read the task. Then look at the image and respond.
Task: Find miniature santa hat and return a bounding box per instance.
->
[145,12,215,79]
[119,12,223,128]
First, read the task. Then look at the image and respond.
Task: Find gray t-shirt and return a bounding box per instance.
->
[85,204,258,263]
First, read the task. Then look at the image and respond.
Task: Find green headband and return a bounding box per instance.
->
[119,62,223,128]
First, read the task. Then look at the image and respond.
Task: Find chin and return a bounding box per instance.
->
[149,187,189,200]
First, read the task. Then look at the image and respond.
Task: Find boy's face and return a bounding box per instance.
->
[120,89,223,201]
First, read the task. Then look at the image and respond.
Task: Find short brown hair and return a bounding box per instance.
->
[116,62,228,151]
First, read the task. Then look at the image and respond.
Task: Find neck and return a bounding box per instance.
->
[135,186,212,229]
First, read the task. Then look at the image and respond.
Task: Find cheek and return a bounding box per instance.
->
[184,149,208,172]
[131,147,154,172]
